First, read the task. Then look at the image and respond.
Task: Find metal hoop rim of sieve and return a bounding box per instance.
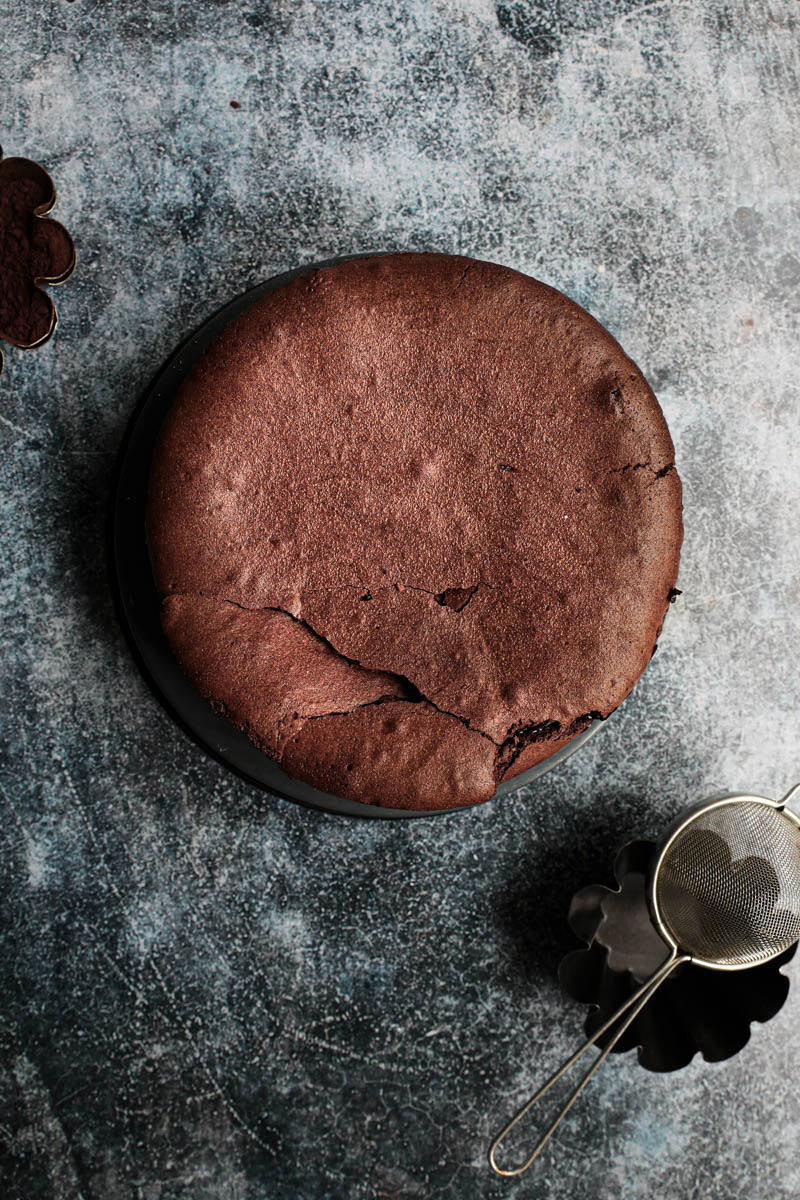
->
[648,792,800,972]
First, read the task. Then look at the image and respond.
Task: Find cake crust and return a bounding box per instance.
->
[147,253,682,809]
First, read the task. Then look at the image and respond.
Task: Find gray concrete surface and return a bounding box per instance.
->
[1,1,799,1196]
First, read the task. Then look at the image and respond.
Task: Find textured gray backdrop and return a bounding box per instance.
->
[2,1,799,1197]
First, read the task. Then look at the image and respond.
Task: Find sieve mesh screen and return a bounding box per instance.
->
[655,802,800,967]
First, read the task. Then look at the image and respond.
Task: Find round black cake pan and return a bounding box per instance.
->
[112,258,605,819]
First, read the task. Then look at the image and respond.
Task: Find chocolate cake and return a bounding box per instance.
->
[147,253,682,810]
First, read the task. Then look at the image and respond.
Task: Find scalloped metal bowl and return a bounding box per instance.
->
[559,840,797,1072]
[0,148,76,374]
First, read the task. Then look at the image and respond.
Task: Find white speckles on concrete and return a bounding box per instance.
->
[1,1,799,1198]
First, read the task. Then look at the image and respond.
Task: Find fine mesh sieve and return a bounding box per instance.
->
[653,799,800,969]
[490,785,800,1177]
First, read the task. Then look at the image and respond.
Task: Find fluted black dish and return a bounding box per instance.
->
[559,840,797,1072]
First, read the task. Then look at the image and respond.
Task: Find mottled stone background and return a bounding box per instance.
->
[2,1,799,1197]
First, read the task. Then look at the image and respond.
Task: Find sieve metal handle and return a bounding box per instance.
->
[782,782,800,815]
[488,951,691,1177]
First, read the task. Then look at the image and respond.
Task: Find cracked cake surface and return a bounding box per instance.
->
[147,252,682,810]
